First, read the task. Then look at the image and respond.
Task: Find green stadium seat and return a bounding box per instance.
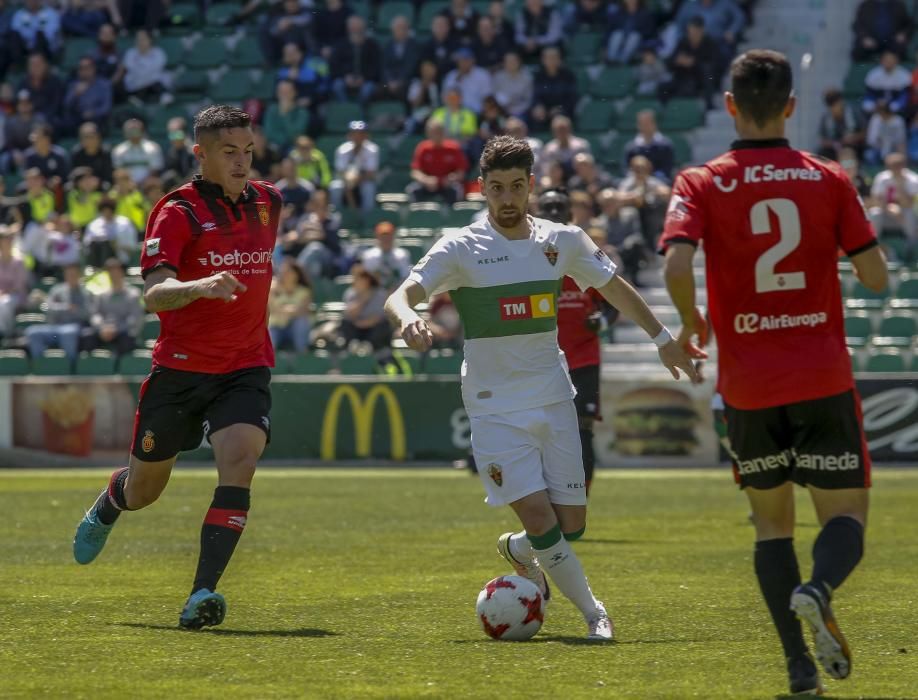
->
[338,354,379,374]
[891,276,918,309]
[288,353,333,374]
[616,99,662,131]
[159,36,187,66]
[577,100,617,133]
[206,3,239,26]
[417,1,449,30]
[406,202,444,228]
[170,2,201,26]
[0,350,29,376]
[911,353,918,372]
[229,40,264,69]
[423,350,463,375]
[589,66,635,100]
[660,98,706,131]
[15,312,46,330]
[568,32,604,66]
[249,74,277,101]
[325,103,363,133]
[844,313,873,347]
[367,100,407,131]
[32,350,72,376]
[390,136,423,167]
[379,169,413,193]
[399,239,429,263]
[119,350,153,376]
[873,313,917,347]
[142,315,160,345]
[445,201,482,227]
[842,62,873,98]
[365,204,403,229]
[76,351,117,376]
[184,37,228,69]
[376,1,415,30]
[62,38,96,70]
[849,349,861,372]
[864,349,906,372]
[350,0,372,20]
[846,281,890,309]
[209,70,253,102]
[670,133,693,166]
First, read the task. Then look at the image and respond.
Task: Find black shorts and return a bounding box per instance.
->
[570,364,601,421]
[724,389,871,491]
[131,365,272,462]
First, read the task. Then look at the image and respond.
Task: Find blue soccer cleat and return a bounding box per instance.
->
[73,507,115,565]
[179,589,227,630]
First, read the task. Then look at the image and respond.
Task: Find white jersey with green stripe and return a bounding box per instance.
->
[408,216,616,417]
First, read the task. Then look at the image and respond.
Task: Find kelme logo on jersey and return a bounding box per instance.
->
[198,249,273,267]
[499,294,555,321]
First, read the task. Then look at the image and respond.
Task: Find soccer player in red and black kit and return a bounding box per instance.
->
[72,105,282,629]
[539,189,617,494]
[659,51,888,695]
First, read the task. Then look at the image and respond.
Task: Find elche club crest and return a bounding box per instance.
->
[542,242,559,266]
[257,203,270,227]
[487,463,503,486]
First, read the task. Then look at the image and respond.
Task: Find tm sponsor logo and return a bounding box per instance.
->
[734,311,828,334]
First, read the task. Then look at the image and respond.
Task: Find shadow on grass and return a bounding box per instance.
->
[578,538,666,545]
[116,623,337,638]
[453,636,743,646]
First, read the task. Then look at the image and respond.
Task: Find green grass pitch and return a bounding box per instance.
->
[1,468,916,699]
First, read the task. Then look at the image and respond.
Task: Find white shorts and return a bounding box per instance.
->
[471,400,586,507]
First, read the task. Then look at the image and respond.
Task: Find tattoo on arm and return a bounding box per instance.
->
[144,275,200,312]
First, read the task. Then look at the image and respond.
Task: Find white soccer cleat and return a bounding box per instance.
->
[587,601,615,641]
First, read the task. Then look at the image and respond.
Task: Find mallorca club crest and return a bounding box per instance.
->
[257,203,270,227]
[542,242,559,266]
[487,463,503,486]
[141,429,155,453]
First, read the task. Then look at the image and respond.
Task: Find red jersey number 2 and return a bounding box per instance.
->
[751,198,806,294]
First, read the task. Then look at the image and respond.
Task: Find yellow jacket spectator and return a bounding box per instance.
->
[67,168,103,229]
[24,168,56,224]
[112,168,150,233]
[291,136,331,189]
[431,88,478,141]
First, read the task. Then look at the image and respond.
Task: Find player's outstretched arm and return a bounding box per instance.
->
[385,279,433,352]
[144,268,248,312]
[663,243,708,359]
[596,274,698,382]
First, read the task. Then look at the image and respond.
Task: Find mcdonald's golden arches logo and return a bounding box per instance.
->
[320,384,406,460]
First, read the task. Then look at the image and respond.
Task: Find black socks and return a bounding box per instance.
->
[811,516,865,598]
[95,467,129,525]
[192,486,250,594]
[754,538,808,659]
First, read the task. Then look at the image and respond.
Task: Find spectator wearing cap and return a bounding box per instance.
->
[17,52,63,125]
[24,262,92,362]
[421,15,459,80]
[529,46,578,130]
[361,221,412,291]
[67,167,102,230]
[121,29,171,103]
[605,0,656,65]
[852,0,912,62]
[290,136,332,190]
[9,0,62,63]
[277,42,331,108]
[443,48,493,114]
[83,196,138,267]
[24,124,70,183]
[112,119,163,185]
[472,15,509,71]
[515,0,563,62]
[63,55,113,135]
[264,80,310,153]
[84,257,143,356]
[431,87,478,144]
[623,109,675,181]
[442,0,480,45]
[330,15,381,105]
[381,15,420,102]
[0,226,28,339]
[163,117,195,181]
[493,51,533,118]
[662,16,720,106]
[329,121,379,216]
[111,168,148,233]
[70,122,114,186]
[408,119,469,205]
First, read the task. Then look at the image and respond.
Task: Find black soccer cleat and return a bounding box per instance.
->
[787,652,824,695]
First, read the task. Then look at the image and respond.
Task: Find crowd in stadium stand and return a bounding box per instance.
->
[0,0,759,370]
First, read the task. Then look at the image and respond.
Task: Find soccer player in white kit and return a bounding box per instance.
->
[385,136,697,639]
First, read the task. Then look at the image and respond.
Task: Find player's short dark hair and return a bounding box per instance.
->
[730,49,793,128]
[479,135,534,178]
[193,105,252,144]
[823,88,843,107]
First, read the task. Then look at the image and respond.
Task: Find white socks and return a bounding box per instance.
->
[527,526,600,620]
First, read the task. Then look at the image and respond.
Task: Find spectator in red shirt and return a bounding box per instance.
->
[407,119,469,204]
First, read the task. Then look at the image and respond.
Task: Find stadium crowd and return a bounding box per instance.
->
[0,0,759,369]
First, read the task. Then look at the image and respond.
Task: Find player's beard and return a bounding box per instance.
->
[494,206,523,228]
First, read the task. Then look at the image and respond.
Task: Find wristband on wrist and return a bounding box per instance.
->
[652,327,673,347]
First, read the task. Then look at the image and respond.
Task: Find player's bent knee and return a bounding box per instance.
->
[563,526,586,541]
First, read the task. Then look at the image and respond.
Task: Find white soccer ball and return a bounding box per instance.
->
[476,575,545,641]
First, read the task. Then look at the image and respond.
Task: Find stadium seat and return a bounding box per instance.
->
[62,38,96,70]
[577,100,617,133]
[445,201,482,227]
[170,2,201,26]
[142,315,160,347]
[206,3,239,27]
[325,103,364,133]
[660,98,706,131]
[873,313,917,347]
[844,313,872,347]
[379,169,413,193]
[390,136,423,167]
[338,354,378,374]
[670,133,693,166]
[229,40,264,69]
[865,349,906,372]
[0,350,29,376]
[376,1,415,29]
[569,32,605,67]
[911,353,918,372]
[423,350,463,375]
[406,202,444,228]
[210,70,254,102]
[842,62,873,98]
[119,350,153,376]
[399,238,429,263]
[367,100,407,131]
[288,353,333,374]
[15,312,46,330]
[184,37,227,69]
[417,1,450,30]
[891,276,918,309]
[159,36,187,66]
[76,351,117,376]
[589,66,636,100]
[32,350,72,376]
[846,281,890,309]
[366,204,403,229]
